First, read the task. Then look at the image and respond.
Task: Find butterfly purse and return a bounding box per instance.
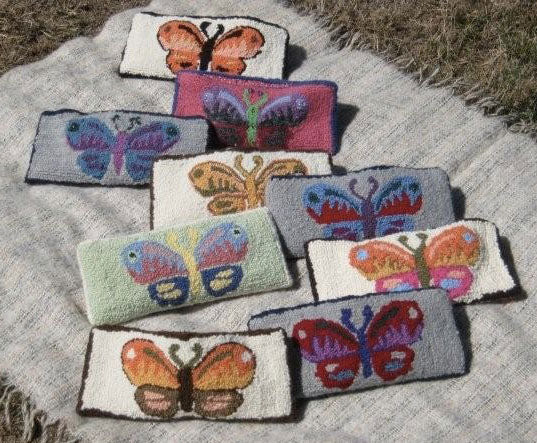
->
[173,71,338,153]
[77,326,293,421]
[264,167,456,258]
[150,150,332,229]
[25,110,210,186]
[119,13,289,80]
[307,220,516,303]
[249,289,466,398]
[77,208,292,325]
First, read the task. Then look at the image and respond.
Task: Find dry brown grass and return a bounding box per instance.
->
[288,0,537,130]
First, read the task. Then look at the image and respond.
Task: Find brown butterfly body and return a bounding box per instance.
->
[157,20,265,75]
[189,154,308,215]
[122,339,256,419]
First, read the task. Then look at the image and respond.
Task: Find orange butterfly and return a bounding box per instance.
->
[189,154,308,215]
[157,20,265,75]
[349,226,481,300]
[121,339,256,419]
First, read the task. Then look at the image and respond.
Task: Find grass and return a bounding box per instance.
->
[288,0,537,132]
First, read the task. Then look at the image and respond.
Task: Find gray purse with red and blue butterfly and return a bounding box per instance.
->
[25,110,210,186]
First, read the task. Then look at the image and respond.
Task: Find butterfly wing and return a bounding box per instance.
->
[211,27,265,74]
[372,176,423,236]
[292,319,360,389]
[195,223,248,297]
[258,94,309,127]
[302,183,366,240]
[121,241,189,305]
[255,159,308,204]
[157,20,205,73]
[121,339,180,418]
[201,87,247,146]
[366,301,424,381]
[65,117,115,179]
[349,241,421,292]
[425,226,480,299]
[188,161,247,215]
[124,122,181,181]
[191,343,255,417]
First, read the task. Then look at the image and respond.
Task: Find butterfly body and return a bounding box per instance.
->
[350,226,480,300]
[157,21,265,75]
[292,301,424,389]
[303,176,423,242]
[122,339,256,419]
[202,87,309,148]
[122,223,248,305]
[189,154,308,215]
[66,115,180,181]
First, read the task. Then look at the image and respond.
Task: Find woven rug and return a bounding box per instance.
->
[1,0,536,441]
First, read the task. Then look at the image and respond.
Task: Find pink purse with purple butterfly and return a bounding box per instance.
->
[25,110,210,186]
[172,71,338,153]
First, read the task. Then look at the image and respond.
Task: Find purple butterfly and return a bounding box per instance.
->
[201,87,308,148]
[65,114,180,181]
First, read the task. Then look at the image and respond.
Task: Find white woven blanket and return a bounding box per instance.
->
[1,0,536,441]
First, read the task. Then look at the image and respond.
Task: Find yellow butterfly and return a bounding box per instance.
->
[189,154,308,215]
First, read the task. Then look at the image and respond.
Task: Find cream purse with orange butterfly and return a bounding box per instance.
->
[150,150,332,229]
[120,13,289,80]
[77,327,293,421]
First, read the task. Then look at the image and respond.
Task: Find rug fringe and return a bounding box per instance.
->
[279,0,536,137]
[0,377,78,443]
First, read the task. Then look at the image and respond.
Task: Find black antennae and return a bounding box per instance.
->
[200,21,211,38]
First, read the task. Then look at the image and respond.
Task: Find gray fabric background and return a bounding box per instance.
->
[26,110,208,185]
[265,167,455,257]
[248,289,465,398]
[0,0,535,441]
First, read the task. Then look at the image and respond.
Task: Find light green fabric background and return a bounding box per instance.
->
[78,208,291,324]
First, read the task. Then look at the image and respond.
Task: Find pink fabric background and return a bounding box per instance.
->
[173,71,337,153]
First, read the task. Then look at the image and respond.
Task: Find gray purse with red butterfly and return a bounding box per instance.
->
[25,110,210,186]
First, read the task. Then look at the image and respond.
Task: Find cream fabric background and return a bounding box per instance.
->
[0,0,535,441]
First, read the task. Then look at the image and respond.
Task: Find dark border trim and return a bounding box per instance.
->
[171,70,339,154]
[76,325,297,422]
[118,12,290,81]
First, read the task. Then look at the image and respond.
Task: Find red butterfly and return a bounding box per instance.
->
[157,20,265,75]
[292,301,424,389]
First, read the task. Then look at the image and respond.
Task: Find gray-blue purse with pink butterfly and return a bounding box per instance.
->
[25,110,210,186]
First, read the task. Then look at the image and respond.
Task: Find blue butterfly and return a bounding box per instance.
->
[65,114,180,181]
[302,176,423,241]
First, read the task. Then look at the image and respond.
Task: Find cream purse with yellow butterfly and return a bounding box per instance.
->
[151,150,332,229]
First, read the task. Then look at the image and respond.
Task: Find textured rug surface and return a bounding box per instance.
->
[0,0,536,441]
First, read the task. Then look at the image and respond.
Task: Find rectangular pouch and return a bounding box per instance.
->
[77,208,292,325]
[151,150,333,229]
[307,220,515,303]
[172,71,338,153]
[119,13,289,80]
[248,289,466,399]
[265,166,455,258]
[77,326,293,421]
[25,110,209,186]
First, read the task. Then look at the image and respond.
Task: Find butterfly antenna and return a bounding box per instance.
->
[242,89,252,107]
[200,21,211,38]
[366,176,379,200]
[348,179,366,201]
[251,156,264,176]
[416,233,428,249]
[187,228,201,251]
[214,24,225,39]
[234,155,249,178]
[185,343,203,368]
[168,344,185,369]
[111,114,121,131]
[397,235,416,252]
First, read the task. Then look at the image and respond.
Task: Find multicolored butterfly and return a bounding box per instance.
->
[189,154,308,215]
[349,226,481,300]
[292,301,424,389]
[302,176,423,241]
[202,87,309,148]
[157,20,264,75]
[121,223,248,305]
[66,114,180,181]
[121,339,256,419]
